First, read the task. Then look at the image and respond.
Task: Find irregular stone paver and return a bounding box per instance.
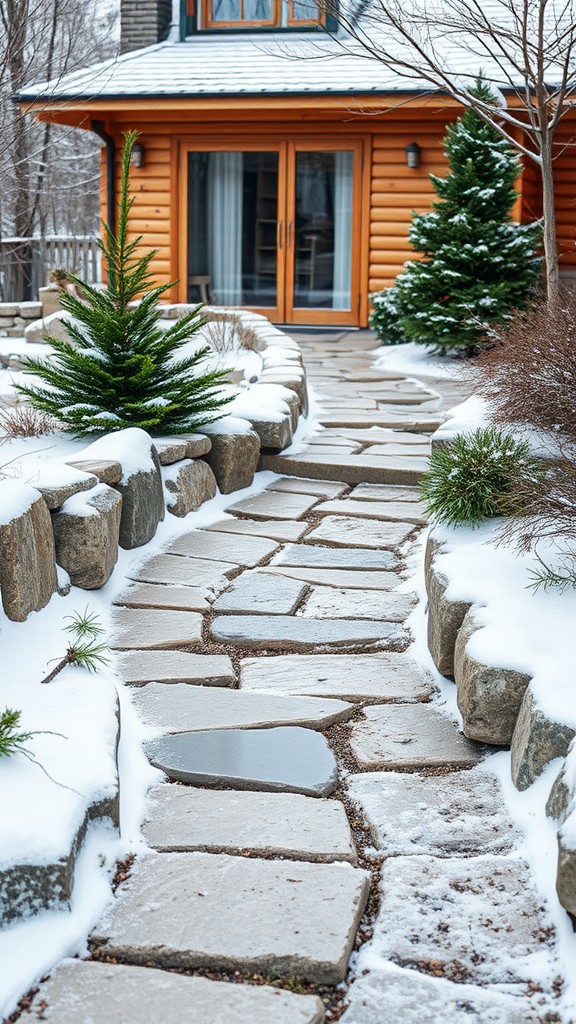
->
[315,498,426,526]
[350,704,482,769]
[146,725,338,795]
[240,653,433,703]
[19,961,325,1024]
[350,483,422,502]
[168,530,278,567]
[306,515,415,550]
[90,852,370,984]
[262,450,434,485]
[353,454,428,485]
[267,478,348,498]
[340,965,542,1024]
[110,608,203,650]
[212,573,308,614]
[272,544,397,570]
[128,553,237,588]
[113,583,210,612]
[300,586,417,622]
[143,785,356,863]
[227,490,319,520]
[347,768,518,856]
[134,681,354,732]
[115,650,235,687]
[211,613,402,649]
[206,517,309,542]
[261,565,402,589]
[372,855,554,988]
[363,443,431,458]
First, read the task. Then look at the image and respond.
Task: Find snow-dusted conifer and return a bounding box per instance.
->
[370,80,541,354]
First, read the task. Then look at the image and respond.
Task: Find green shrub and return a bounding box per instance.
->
[369,287,407,345]
[420,426,542,527]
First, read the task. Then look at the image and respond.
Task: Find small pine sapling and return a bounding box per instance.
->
[17,131,233,436]
[420,426,543,527]
[41,608,109,684]
[0,708,34,759]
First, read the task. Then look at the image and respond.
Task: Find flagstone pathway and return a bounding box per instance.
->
[20,331,568,1023]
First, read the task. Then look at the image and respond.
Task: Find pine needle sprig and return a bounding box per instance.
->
[0,708,80,793]
[41,609,110,684]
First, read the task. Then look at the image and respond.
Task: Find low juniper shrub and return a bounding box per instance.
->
[420,426,543,527]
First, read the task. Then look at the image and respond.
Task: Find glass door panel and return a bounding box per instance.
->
[187,150,280,311]
[292,150,354,312]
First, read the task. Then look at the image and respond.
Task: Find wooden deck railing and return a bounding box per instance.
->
[0,236,102,302]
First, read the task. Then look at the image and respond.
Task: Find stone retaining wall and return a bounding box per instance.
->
[0,301,43,343]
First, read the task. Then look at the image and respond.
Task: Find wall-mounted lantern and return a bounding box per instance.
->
[130,142,145,168]
[405,142,421,169]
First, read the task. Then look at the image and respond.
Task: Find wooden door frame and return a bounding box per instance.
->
[175,132,370,326]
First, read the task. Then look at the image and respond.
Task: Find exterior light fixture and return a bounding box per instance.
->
[405,142,421,169]
[130,142,145,168]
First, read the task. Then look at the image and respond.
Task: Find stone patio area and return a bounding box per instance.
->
[21,331,565,1023]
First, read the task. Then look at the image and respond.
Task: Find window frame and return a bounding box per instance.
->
[186,0,329,32]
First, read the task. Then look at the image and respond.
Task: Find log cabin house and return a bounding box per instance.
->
[17,0,576,328]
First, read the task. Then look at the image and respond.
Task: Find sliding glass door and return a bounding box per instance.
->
[183,139,362,324]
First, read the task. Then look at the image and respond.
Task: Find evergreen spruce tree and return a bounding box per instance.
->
[17,132,232,435]
[370,80,541,354]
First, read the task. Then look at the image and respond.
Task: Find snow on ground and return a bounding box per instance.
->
[373,341,467,380]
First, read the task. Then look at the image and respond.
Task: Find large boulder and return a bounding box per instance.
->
[0,480,58,621]
[76,429,165,549]
[24,309,73,344]
[454,607,532,745]
[164,460,217,517]
[511,685,576,791]
[425,537,472,678]
[201,418,261,494]
[52,484,122,589]
[547,740,576,824]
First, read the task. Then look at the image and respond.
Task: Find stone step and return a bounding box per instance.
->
[267,477,348,498]
[90,852,370,984]
[372,854,555,989]
[110,607,203,650]
[260,565,403,590]
[128,553,237,589]
[299,586,417,622]
[167,530,278,567]
[347,768,518,857]
[350,704,483,770]
[305,515,416,550]
[259,451,426,485]
[240,652,433,704]
[317,413,444,430]
[211,613,402,650]
[146,725,339,795]
[143,785,357,863]
[226,490,319,520]
[362,443,431,458]
[206,517,309,542]
[21,960,325,1024]
[271,543,397,570]
[316,498,426,526]
[113,583,211,612]
[115,650,235,687]
[349,483,422,502]
[212,572,308,614]
[135,682,354,734]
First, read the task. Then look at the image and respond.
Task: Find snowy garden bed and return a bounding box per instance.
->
[0,310,312,1012]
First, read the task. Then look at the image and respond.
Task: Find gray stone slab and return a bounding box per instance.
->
[168,530,278,567]
[315,499,426,526]
[350,704,483,769]
[340,965,543,1024]
[145,725,339,795]
[206,517,309,542]
[211,614,402,649]
[110,608,203,650]
[272,544,397,570]
[128,553,237,588]
[240,653,433,703]
[260,566,402,589]
[372,854,554,987]
[347,767,518,856]
[227,490,318,520]
[213,572,308,614]
[301,587,416,622]
[350,484,422,502]
[91,851,370,984]
[153,438,188,464]
[134,681,354,733]
[144,785,356,862]
[66,458,122,486]
[113,583,210,612]
[363,443,431,458]
[22,960,325,1024]
[115,650,235,687]
[306,516,416,550]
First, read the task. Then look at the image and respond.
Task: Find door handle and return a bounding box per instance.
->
[287,221,293,248]
[277,220,284,249]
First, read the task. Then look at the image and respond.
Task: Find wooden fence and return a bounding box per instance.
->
[0,236,102,302]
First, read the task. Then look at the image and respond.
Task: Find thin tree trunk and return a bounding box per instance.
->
[541,142,560,305]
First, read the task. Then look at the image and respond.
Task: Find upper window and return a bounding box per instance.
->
[191,0,326,30]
